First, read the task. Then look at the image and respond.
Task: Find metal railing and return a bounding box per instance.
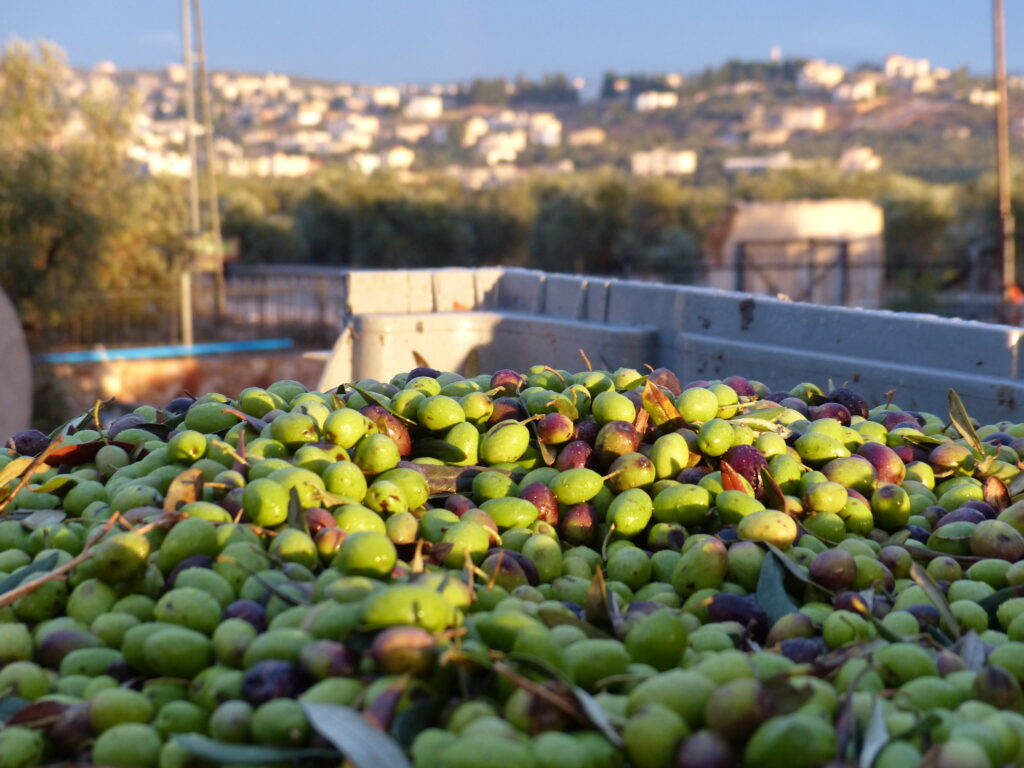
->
[32,270,347,351]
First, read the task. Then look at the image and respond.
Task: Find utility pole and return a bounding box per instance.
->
[191,0,226,316]
[179,0,199,346]
[994,0,1017,316]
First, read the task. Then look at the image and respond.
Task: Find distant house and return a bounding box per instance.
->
[296,100,327,127]
[371,86,401,109]
[567,126,607,147]
[749,127,791,146]
[263,74,291,96]
[528,113,562,147]
[478,130,527,165]
[723,151,798,174]
[404,95,444,120]
[384,145,415,169]
[912,75,936,94]
[167,64,187,84]
[839,146,882,173]
[798,60,845,91]
[231,152,315,178]
[780,105,827,132]
[834,77,878,102]
[352,152,382,174]
[969,88,1000,107]
[634,91,679,112]
[462,116,490,147]
[395,122,431,143]
[885,54,930,80]
[631,148,697,176]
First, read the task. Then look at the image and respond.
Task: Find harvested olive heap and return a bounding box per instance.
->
[2,366,1024,768]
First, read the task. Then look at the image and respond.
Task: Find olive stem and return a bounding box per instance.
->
[0,436,67,517]
[0,512,120,609]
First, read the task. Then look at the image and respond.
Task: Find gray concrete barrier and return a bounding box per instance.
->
[317,268,1024,422]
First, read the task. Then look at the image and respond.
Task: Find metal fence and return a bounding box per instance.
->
[32,268,348,351]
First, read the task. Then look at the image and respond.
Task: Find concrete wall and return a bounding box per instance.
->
[319,268,1024,423]
[0,289,32,440]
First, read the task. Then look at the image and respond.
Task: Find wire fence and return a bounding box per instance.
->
[32,269,348,351]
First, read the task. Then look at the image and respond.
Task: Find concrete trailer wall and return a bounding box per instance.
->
[318,268,1024,423]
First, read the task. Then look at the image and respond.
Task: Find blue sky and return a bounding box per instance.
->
[2,2,1019,84]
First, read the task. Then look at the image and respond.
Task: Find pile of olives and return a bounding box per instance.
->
[1,364,1024,768]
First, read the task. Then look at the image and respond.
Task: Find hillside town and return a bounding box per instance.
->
[54,51,1024,188]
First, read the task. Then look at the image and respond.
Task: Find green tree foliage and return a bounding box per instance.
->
[0,40,186,343]
[510,74,579,106]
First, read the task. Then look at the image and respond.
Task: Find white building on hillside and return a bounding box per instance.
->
[462,116,490,147]
[404,95,444,120]
[834,78,878,102]
[634,91,679,112]
[528,113,562,146]
[839,146,882,173]
[799,60,845,90]
[631,148,697,176]
[780,105,827,132]
[885,54,930,80]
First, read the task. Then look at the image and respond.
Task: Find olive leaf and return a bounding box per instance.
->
[30,475,78,497]
[537,607,611,639]
[641,379,683,428]
[764,543,824,591]
[0,458,37,488]
[956,630,987,671]
[506,653,624,747]
[390,697,441,748]
[302,701,413,768]
[363,675,408,732]
[720,461,751,495]
[174,734,337,765]
[4,699,68,727]
[0,553,60,596]
[1008,471,1024,499]
[731,417,794,438]
[573,685,625,747]
[756,549,799,624]
[897,432,946,448]
[219,407,268,434]
[42,440,133,468]
[413,439,468,464]
[311,488,360,509]
[983,476,1011,511]
[344,384,417,427]
[948,389,983,456]
[18,510,66,531]
[909,562,960,641]
[584,567,610,626]
[287,488,310,536]
[519,395,557,467]
[162,468,205,513]
[859,698,889,768]
[977,584,1024,627]
[0,696,32,724]
[759,467,790,515]
[834,685,859,761]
